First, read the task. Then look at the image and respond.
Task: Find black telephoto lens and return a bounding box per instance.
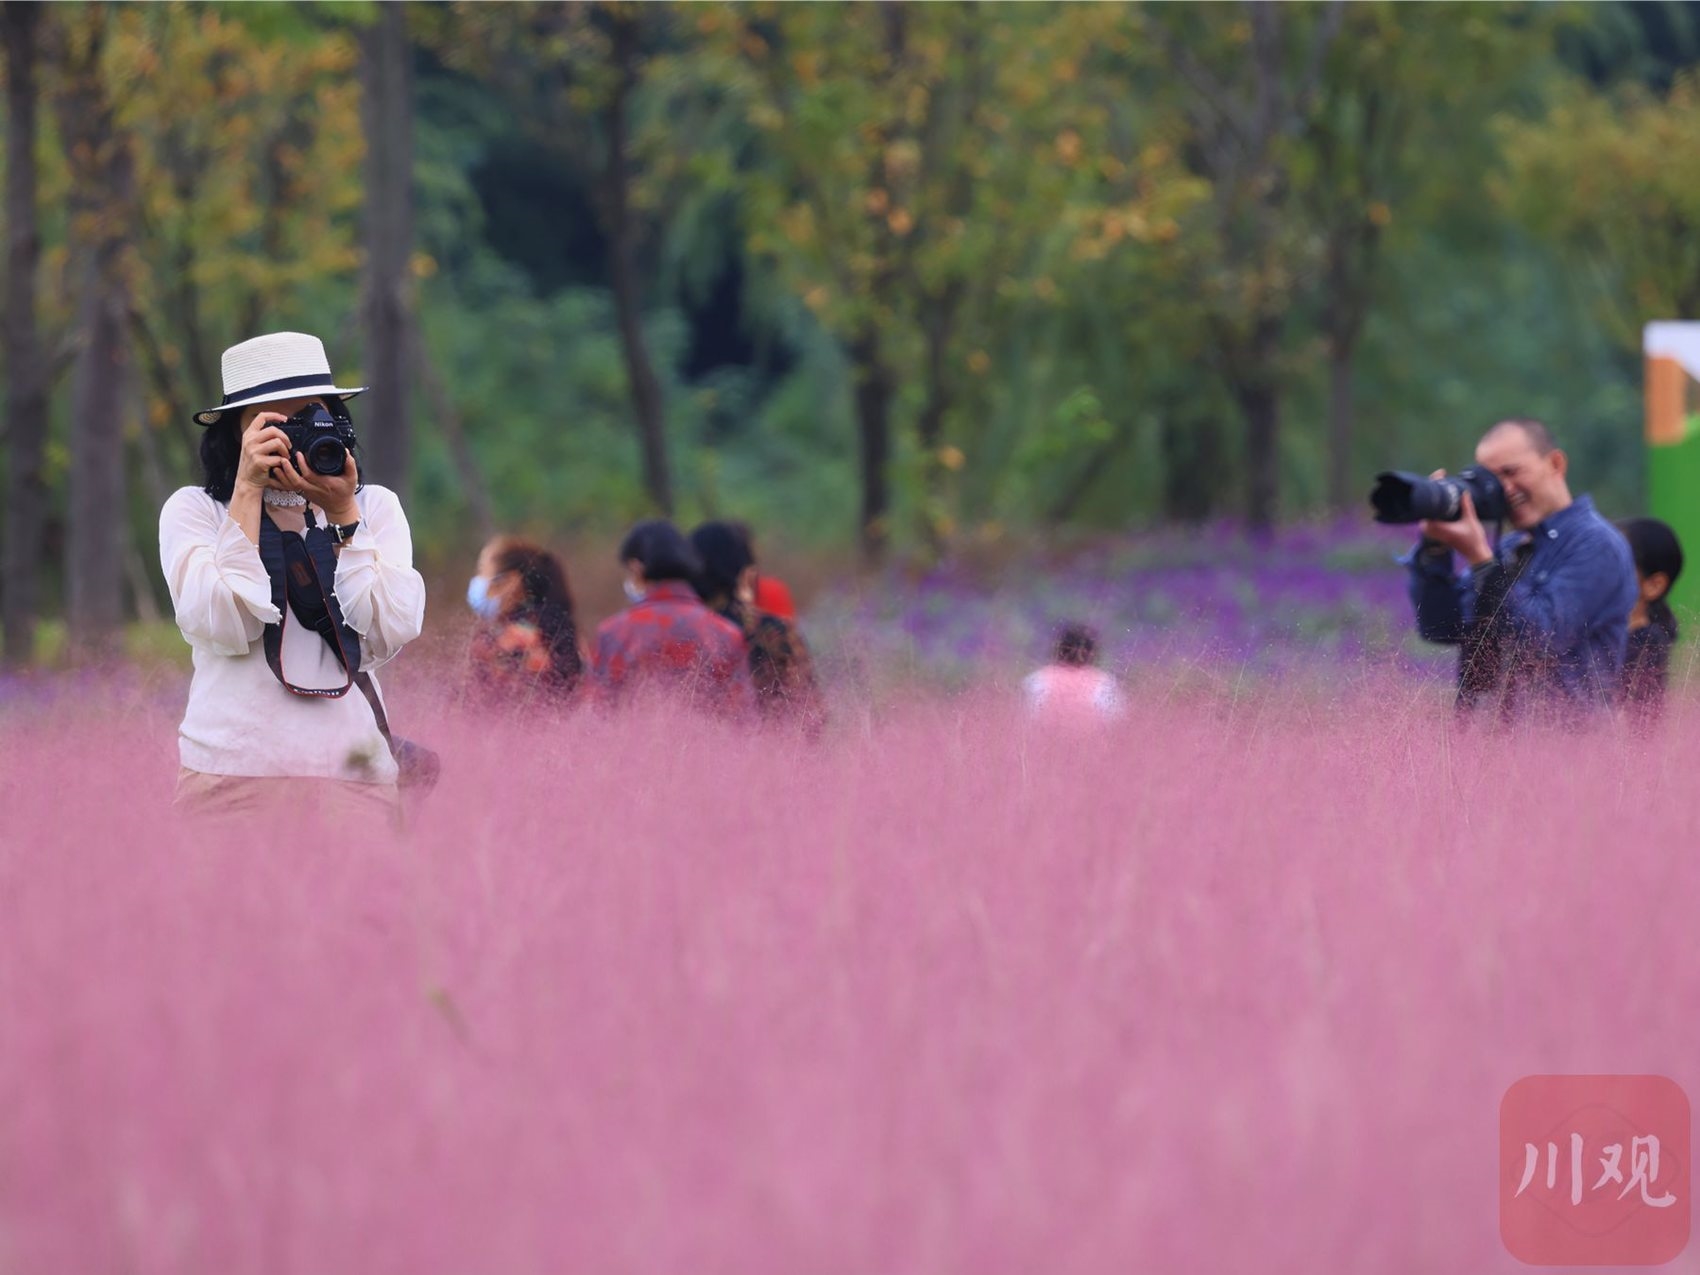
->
[1369,466,1507,524]
[1370,471,1452,524]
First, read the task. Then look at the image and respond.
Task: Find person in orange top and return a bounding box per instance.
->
[466,536,584,705]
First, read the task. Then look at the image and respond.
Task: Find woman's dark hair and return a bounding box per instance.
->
[1621,518,1684,597]
[618,519,701,584]
[491,541,575,618]
[690,521,755,605]
[491,540,581,689]
[199,398,363,503]
[200,415,243,502]
[728,520,758,562]
[1054,623,1098,667]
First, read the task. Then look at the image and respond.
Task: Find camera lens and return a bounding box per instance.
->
[307,438,347,476]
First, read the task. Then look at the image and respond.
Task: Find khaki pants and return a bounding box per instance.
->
[174,768,402,830]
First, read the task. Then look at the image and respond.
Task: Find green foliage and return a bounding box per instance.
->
[107,3,365,431]
[694,1,1179,547]
[1502,68,1700,346]
[5,0,1694,639]
[404,30,853,552]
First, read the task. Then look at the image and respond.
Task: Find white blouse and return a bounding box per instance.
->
[158,484,427,783]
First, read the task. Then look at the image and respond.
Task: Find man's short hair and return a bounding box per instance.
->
[619,519,702,584]
[1488,418,1558,455]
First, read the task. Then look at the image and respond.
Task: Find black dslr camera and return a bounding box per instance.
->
[281,401,359,477]
[1369,466,1507,524]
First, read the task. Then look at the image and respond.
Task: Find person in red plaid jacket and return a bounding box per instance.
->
[592,520,755,716]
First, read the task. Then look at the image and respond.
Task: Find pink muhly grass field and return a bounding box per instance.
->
[1,668,1693,1274]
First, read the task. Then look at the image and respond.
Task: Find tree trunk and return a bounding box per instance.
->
[64,196,132,661]
[1326,327,1357,514]
[1160,412,1222,524]
[1237,383,1280,537]
[359,2,416,501]
[915,298,956,556]
[850,328,893,566]
[602,12,671,516]
[413,325,497,543]
[123,533,160,626]
[1228,315,1282,536]
[1320,218,1375,515]
[2,1,47,668]
[55,5,133,659]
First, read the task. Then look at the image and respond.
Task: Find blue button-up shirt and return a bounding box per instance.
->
[1402,494,1636,709]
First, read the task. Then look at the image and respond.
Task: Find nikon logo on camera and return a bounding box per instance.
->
[282,402,358,477]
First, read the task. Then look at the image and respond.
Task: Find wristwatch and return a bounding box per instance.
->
[327,519,361,546]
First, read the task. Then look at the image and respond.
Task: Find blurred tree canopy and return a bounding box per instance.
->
[0,0,1694,655]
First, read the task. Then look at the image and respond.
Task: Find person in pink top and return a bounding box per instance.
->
[1022,624,1127,724]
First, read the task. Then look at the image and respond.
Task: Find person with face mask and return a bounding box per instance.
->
[591,519,755,716]
[465,535,584,705]
[1402,418,1637,719]
[465,557,504,624]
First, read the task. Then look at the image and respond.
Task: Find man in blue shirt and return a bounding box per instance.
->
[1403,418,1636,718]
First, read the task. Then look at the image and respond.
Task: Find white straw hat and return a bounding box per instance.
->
[193,331,367,426]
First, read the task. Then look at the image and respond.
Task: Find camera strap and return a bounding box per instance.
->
[255,512,429,785]
[257,510,362,699]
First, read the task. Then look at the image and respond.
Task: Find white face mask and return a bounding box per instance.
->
[623,579,646,604]
[467,575,501,620]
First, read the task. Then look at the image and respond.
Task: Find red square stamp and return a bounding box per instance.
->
[1501,1075,1690,1265]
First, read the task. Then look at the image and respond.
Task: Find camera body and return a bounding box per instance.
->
[281,401,359,477]
[1369,466,1508,524]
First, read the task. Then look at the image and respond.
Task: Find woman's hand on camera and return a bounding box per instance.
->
[275,448,360,526]
[237,414,293,493]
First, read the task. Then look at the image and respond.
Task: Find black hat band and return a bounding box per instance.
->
[219,372,341,405]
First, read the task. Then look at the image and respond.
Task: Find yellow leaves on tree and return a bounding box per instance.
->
[80,3,365,429]
[703,0,1158,551]
[1500,70,1700,346]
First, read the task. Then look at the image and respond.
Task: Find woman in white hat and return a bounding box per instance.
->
[158,331,427,821]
